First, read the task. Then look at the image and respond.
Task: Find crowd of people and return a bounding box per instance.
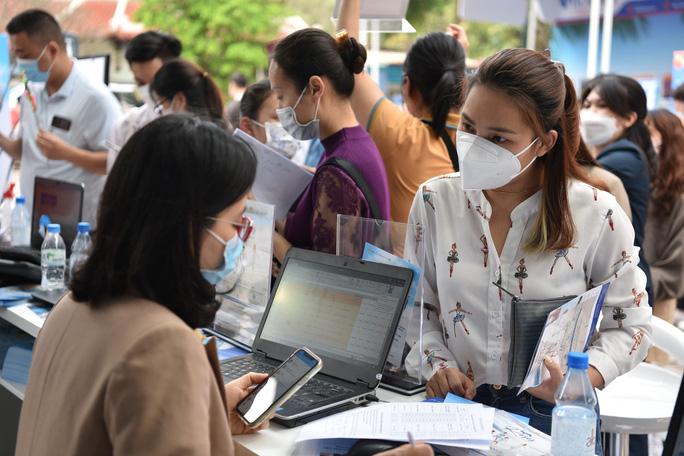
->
[3,1,684,454]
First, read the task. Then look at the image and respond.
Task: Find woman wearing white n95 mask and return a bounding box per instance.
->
[580,74,657,306]
[404,49,650,456]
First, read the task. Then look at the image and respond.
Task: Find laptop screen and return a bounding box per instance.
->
[31,177,84,250]
[259,257,408,368]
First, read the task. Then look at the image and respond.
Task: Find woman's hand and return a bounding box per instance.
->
[446,24,470,51]
[225,372,269,435]
[527,357,563,404]
[275,218,287,234]
[426,367,475,399]
[377,443,434,456]
[273,231,292,264]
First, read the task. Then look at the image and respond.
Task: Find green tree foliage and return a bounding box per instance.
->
[135,0,290,91]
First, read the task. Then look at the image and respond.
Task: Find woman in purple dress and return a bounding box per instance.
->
[270,29,391,262]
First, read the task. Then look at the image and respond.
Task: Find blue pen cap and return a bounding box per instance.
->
[77,222,91,233]
[16,196,26,204]
[47,224,61,234]
[567,352,589,370]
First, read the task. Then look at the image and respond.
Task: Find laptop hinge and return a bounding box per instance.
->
[357,376,377,389]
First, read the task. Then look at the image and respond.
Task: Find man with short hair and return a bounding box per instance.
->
[0,9,121,225]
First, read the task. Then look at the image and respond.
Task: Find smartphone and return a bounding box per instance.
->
[236,347,323,428]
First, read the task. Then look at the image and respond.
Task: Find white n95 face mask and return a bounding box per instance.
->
[276,86,320,141]
[580,109,619,147]
[456,131,539,191]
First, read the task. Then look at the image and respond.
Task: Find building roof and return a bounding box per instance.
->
[1,1,144,41]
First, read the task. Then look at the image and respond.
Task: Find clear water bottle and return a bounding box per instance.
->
[10,196,31,247]
[69,222,92,283]
[41,224,66,290]
[551,352,598,456]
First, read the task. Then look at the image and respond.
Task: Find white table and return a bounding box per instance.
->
[233,388,425,456]
[597,362,680,456]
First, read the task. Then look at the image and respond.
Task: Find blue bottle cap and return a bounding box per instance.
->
[16,196,25,204]
[567,352,589,369]
[77,222,91,233]
[47,224,61,234]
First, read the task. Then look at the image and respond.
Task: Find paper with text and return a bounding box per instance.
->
[519,282,609,394]
[233,128,312,220]
[296,402,494,445]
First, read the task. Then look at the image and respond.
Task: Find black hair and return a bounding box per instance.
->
[231,71,248,88]
[674,83,684,103]
[240,79,272,120]
[582,74,657,181]
[6,9,65,48]
[404,33,466,136]
[71,114,257,328]
[151,59,226,128]
[273,28,366,97]
[125,31,182,64]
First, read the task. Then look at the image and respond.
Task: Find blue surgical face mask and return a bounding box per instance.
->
[276,86,320,141]
[201,230,244,287]
[17,46,53,83]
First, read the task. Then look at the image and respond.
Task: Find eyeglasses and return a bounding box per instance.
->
[207,215,254,243]
[153,98,168,115]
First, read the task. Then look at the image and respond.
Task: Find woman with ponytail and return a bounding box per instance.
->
[268,28,390,262]
[337,0,466,223]
[403,49,650,452]
[151,59,226,129]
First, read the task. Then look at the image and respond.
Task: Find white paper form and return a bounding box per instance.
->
[296,402,494,444]
[233,129,312,220]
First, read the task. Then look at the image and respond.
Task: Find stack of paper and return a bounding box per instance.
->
[295,402,495,451]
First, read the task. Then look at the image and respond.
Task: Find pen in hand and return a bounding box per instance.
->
[407,431,415,447]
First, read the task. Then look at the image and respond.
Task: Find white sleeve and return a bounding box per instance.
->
[585,201,652,387]
[83,90,122,151]
[404,185,459,380]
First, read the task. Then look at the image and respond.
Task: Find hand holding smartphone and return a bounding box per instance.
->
[236,347,323,428]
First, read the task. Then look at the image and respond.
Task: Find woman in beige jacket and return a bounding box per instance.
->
[15,114,430,456]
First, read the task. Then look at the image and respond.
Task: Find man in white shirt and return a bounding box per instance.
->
[0,9,122,225]
[106,31,182,172]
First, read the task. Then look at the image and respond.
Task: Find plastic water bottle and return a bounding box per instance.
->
[10,196,31,247]
[41,224,66,290]
[69,222,92,282]
[0,182,16,247]
[551,352,598,456]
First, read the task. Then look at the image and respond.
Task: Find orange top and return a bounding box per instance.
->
[367,97,460,222]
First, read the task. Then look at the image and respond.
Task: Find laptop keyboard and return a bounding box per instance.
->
[221,357,356,409]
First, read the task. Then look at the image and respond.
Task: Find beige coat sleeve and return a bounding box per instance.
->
[103,325,234,456]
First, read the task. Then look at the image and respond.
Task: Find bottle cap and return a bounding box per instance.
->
[77,222,91,233]
[567,352,589,370]
[16,196,25,204]
[47,224,61,234]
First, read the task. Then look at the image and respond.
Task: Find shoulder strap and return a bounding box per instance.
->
[421,120,459,172]
[321,157,383,220]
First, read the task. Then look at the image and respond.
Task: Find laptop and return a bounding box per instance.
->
[663,372,684,456]
[29,177,84,305]
[31,177,84,252]
[220,248,413,426]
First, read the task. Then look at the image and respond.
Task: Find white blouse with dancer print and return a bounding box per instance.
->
[405,173,652,388]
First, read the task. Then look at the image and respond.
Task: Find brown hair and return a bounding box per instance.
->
[468,48,598,252]
[648,109,684,214]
